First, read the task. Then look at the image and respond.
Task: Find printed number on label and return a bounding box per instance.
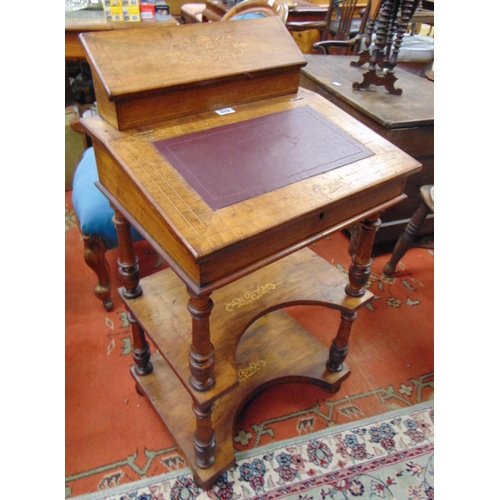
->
[215,108,235,115]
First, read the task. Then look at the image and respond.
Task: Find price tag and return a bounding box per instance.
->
[215,107,235,115]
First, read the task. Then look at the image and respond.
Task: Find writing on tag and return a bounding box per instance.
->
[215,108,235,115]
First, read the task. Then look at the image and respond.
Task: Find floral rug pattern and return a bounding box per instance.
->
[76,402,433,500]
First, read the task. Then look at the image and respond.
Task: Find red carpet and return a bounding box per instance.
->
[65,190,434,498]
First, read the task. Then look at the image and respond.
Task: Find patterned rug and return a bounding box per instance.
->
[65,191,434,498]
[72,401,434,500]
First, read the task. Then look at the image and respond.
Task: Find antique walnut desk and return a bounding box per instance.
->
[79,17,421,489]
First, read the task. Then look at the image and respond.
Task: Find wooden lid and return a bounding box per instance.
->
[79,17,306,101]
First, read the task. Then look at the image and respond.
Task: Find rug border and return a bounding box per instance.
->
[70,399,434,500]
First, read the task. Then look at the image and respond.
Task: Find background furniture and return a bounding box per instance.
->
[383,185,434,276]
[287,0,366,54]
[300,55,433,246]
[202,0,330,24]
[350,0,433,92]
[65,9,179,60]
[180,2,207,22]
[220,0,289,21]
[65,106,88,191]
[72,147,144,311]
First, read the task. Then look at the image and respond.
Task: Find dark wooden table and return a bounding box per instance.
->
[65,9,178,60]
[300,55,434,245]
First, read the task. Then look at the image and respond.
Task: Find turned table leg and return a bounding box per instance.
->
[128,312,153,377]
[187,290,216,468]
[187,291,216,392]
[193,402,216,468]
[112,207,150,388]
[346,214,381,297]
[328,214,381,372]
[112,207,142,299]
[327,311,356,372]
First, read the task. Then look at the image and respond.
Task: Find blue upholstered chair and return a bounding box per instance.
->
[72,147,143,311]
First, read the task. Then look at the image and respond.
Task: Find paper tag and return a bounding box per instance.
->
[215,107,235,115]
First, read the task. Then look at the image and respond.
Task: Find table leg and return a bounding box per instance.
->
[187,290,216,468]
[193,402,216,468]
[345,213,381,297]
[128,311,153,377]
[187,291,216,392]
[112,207,142,299]
[327,213,380,372]
[327,311,356,372]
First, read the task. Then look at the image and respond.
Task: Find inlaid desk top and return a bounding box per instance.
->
[82,87,420,293]
[301,55,434,129]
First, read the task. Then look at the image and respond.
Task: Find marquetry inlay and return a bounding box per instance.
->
[164,35,247,65]
[225,283,276,311]
[238,360,267,382]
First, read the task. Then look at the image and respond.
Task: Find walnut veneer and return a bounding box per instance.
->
[81,86,420,488]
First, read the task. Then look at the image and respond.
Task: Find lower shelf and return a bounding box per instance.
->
[132,308,350,489]
[123,247,372,408]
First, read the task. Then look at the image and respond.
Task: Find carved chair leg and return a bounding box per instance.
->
[383,201,431,277]
[82,235,113,311]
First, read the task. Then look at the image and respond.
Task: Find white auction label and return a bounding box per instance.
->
[215,107,236,115]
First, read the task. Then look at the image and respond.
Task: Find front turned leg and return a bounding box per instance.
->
[112,208,142,299]
[128,311,153,377]
[187,291,215,392]
[193,401,216,468]
[327,311,357,372]
[346,214,381,297]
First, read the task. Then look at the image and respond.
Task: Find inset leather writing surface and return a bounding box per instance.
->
[154,106,374,210]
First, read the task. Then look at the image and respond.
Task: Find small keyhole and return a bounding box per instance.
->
[319,212,325,220]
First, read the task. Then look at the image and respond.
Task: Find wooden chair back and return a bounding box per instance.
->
[327,0,359,41]
[286,0,368,54]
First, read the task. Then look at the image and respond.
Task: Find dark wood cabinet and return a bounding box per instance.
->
[300,55,434,245]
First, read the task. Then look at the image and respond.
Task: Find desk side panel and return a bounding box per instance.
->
[92,141,202,283]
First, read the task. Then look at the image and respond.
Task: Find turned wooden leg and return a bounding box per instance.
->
[327,311,356,372]
[346,214,381,297]
[383,202,431,277]
[128,311,153,378]
[192,402,216,468]
[187,290,215,392]
[83,235,113,311]
[112,208,142,299]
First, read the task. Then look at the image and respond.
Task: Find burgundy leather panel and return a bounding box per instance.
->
[154,106,374,210]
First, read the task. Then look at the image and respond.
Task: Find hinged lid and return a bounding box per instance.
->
[79,16,306,102]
